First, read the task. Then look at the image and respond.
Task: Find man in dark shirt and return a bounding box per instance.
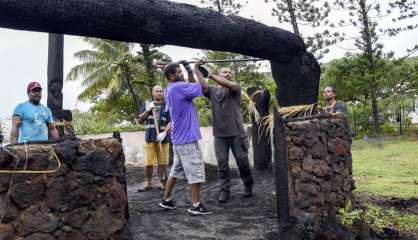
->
[196,61,254,203]
[323,86,348,115]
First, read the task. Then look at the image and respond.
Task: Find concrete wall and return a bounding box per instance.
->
[78,126,255,168]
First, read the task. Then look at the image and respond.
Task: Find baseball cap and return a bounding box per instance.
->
[27,82,43,93]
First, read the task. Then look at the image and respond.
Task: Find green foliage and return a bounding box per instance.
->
[338,201,418,233]
[72,109,143,135]
[67,38,171,126]
[194,97,212,127]
[338,201,363,226]
[352,138,418,198]
[199,0,247,14]
[266,0,336,59]
[321,55,418,137]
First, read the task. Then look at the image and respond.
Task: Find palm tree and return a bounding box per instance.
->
[66,37,144,109]
[136,44,172,94]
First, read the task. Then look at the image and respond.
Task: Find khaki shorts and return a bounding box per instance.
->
[145,142,169,166]
[169,141,205,184]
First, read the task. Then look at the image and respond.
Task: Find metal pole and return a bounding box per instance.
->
[399,106,402,135]
[353,109,357,136]
[155,58,265,66]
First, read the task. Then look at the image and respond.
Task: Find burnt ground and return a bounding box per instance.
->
[125,165,280,240]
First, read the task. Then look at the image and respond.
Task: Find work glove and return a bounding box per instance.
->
[198,66,210,78]
[146,101,155,112]
[156,131,167,142]
[178,60,192,72]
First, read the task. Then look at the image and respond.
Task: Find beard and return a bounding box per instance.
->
[30,97,41,104]
[175,75,185,82]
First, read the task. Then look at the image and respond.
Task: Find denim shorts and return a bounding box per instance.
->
[169,141,205,184]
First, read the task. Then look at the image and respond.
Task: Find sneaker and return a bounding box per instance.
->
[187,202,213,215]
[243,187,253,198]
[218,191,230,203]
[159,199,177,210]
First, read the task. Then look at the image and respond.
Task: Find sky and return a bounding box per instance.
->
[0,0,417,121]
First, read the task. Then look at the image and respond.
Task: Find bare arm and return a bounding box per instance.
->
[164,121,171,133]
[194,60,209,93]
[10,116,22,144]
[137,110,151,124]
[48,123,60,140]
[209,74,240,93]
[187,70,197,83]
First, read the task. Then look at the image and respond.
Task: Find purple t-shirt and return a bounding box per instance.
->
[164,81,203,145]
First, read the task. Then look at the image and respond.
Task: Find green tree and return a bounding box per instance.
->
[266,0,337,59]
[199,0,247,14]
[137,44,171,95]
[321,55,418,135]
[324,0,418,135]
[66,38,144,109]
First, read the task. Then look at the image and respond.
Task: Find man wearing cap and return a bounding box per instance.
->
[10,82,59,144]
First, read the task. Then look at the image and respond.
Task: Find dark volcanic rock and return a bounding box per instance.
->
[284,115,354,239]
[19,204,59,235]
[23,233,54,240]
[1,138,128,239]
[9,176,45,208]
[73,150,119,177]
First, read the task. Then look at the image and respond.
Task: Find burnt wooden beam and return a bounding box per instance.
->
[273,108,290,228]
[0,0,320,106]
[247,87,272,170]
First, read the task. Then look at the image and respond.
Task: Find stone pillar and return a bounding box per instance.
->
[0,138,130,239]
[274,114,355,239]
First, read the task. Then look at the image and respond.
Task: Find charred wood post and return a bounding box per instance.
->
[47,33,63,112]
[247,87,272,171]
[273,108,290,229]
[47,34,75,138]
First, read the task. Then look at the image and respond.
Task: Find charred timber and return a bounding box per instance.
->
[0,0,320,106]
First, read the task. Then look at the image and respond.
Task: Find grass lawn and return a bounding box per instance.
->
[352,138,418,198]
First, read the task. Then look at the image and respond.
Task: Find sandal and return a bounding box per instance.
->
[157,184,165,190]
[137,185,152,192]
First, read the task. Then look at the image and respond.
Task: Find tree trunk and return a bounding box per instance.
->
[140,44,155,94]
[359,0,381,136]
[0,0,320,106]
[123,70,141,110]
[285,0,301,37]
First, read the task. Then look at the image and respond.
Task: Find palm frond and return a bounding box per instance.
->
[241,90,260,124]
[66,61,107,81]
[278,103,317,119]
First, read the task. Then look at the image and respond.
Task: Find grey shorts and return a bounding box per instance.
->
[169,141,205,184]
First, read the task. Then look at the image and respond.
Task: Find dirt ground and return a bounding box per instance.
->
[125,165,280,240]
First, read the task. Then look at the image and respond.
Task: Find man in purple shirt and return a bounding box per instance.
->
[158,61,212,215]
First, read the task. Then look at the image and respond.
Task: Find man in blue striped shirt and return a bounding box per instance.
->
[136,85,171,191]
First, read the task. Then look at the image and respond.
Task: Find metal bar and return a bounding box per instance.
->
[154,58,265,66]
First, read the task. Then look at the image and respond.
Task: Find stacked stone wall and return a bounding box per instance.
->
[0,138,129,240]
[284,116,355,238]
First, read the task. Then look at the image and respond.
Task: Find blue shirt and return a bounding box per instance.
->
[164,82,202,145]
[13,101,53,143]
[139,101,171,143]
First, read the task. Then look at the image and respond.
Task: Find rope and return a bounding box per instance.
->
[0,144,61,174]
[0,143,62,224]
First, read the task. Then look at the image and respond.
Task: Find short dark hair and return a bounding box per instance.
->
[164,63,180,80]
[325,86,336,93]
